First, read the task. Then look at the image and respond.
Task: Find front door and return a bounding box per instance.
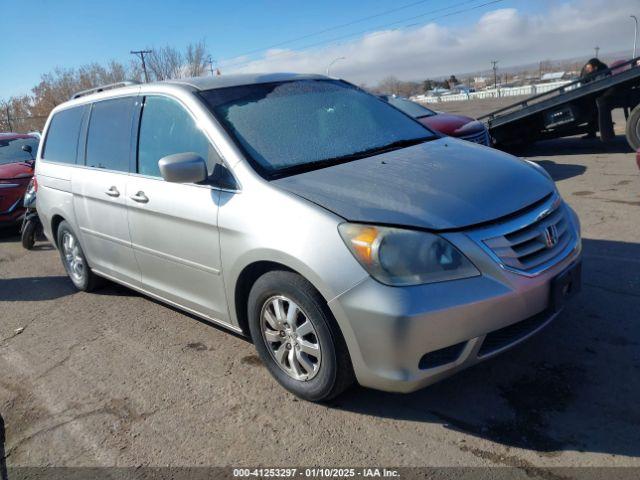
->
[125,95,228,322]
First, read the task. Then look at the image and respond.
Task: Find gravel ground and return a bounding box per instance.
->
[1,102,639,474]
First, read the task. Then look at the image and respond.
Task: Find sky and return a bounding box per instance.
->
[1,0,638,97]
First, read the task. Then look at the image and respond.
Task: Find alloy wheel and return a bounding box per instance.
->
[260,295,322,381]
[61,231,85,283]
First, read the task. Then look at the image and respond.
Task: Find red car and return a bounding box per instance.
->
[0,133,39,227]
[380,95,491,146]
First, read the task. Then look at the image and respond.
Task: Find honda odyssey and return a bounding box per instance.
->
[35,74,582,401]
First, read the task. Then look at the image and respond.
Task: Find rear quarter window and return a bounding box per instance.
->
[42,106,86,164]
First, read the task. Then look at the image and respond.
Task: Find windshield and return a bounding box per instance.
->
[201,80,434,177]
[0,136,39,165]
[383,96,436,119]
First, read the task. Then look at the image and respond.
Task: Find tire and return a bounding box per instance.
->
[247,270,355,402]
[21,219,36,250]
[56,220,103,292]
[625,104,640,150]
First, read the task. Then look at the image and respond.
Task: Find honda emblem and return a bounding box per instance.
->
[543,225,559,248]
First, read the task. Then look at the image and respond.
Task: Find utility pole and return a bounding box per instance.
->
[491,60,499,89]
[130,50,152,83]
[594,46,600,58]
[207,55,215,76]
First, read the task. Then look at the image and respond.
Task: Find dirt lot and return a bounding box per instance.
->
[1,102,639,474]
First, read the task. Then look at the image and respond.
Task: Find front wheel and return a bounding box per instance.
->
[247,270,354,402]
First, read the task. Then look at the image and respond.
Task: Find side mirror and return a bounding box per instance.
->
[158,153,208,184]
[22,144,35,162]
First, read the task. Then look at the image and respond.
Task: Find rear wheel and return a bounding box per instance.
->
[247,270,354,402]
[625,104,640,150]
[56,221,103,292]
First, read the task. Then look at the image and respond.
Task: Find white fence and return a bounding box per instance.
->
[412,80,573,104]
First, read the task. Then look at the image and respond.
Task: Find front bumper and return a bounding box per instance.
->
[328,202,581,393]
[0,196,26,225]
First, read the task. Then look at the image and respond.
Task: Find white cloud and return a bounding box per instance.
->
[222,0,637,85]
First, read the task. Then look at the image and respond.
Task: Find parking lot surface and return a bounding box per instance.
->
[1,103,639,472]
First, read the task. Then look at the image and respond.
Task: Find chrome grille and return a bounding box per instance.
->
[460,129,490,146]
[468,195,578,275]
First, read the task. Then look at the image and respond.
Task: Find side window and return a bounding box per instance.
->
[86,97,134,171]
[42,106,85,164]
[137,96,221,178]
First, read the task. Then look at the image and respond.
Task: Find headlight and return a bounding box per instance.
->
[338,223,480,286]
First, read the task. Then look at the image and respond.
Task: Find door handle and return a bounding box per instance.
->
[130,191,149,203]
[105,186,120,197]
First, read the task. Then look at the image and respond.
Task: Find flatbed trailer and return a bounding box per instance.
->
[480,58,640,150]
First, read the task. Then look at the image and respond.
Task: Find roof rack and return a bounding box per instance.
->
[71,81,140,100]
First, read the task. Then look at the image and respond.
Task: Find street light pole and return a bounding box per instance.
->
[326,56,346,76]
[632,15,639,58]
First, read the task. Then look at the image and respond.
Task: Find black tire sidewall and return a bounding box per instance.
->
[625,106,640,150]
[56,221,90,291]
[21,220,36,250]
[248,271,342,402]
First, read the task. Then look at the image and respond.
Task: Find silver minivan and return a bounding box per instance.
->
[35,74,582,401]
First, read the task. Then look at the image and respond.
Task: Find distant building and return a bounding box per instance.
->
[473,76,488,89]
[451,84,474,94]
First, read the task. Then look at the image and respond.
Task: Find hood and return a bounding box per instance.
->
[420,113,479,136]
[273,138,554,231]
[0,161,33,180]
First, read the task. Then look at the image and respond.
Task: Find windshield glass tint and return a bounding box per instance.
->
[0,137,39,165]
[201,80,433,175]
[385,96,436,118]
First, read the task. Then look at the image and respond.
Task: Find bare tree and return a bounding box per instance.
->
[2,61,130,132]
[141,41,210,80]
[376,76,402,95]
[146,46,183,81]
[372,76,422,97]
[0,95,44,132]
[185,40,208,77]
[2,40,212,133]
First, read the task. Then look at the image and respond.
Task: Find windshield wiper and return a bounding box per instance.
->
[271,136,434,178]
[360,137,435,156]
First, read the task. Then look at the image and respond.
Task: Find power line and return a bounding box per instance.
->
[229,0,436,59]
[220,0,506,70]
[221,0,480,69]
